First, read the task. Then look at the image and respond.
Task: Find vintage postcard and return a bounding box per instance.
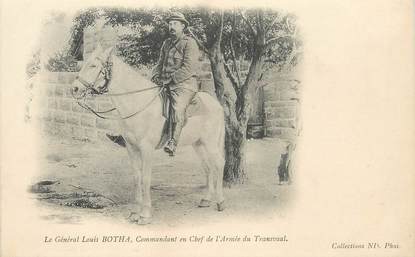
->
[1,0,414,256]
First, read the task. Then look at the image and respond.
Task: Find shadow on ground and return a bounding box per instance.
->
[30,136,293,227]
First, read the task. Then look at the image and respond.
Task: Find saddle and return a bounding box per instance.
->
[107,93,208,149]
[156,93,207,149]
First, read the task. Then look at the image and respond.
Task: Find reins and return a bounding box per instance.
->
[75,86,164,120]
[72,52,164,120]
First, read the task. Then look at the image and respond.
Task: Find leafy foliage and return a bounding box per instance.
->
[45,50,79,72]
[68,7,301,71]
[26,50,41,78]
[69,8,100,58]
[104,7,168,67]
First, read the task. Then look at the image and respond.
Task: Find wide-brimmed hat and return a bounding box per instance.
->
[165,12,189,27]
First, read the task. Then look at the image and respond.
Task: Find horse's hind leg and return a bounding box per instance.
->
[210,151,225,211]
[193,140,214,207]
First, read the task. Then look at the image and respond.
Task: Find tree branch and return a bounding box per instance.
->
[265,33,292,49]
[283,48,303,70]
[218,10,224,44]
[265,14,282,33]
[239,11,257,36]
[230,10,242,87]
[187,27,209,54]
[257,10,265,35]
[224,61,240,93]
[255,10,266,45]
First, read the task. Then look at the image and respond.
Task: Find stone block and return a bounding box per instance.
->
[84,128,97,139]
[59,125,72,137]
[274,119,296,128]
[273,81,292,91]
[97,130,110,142]
[55,85,64,97]
[85,100,97,110]
[98,102,114,112]
[72,102,85,113]
[43,122,56,135]
[64,86,74,98]
[274,107,296,119]
[53,111,66,123]
[279,89,299,101]
[96,119,113,130]
[66,114,80,125]
[64,73,78,83]
[264,90,279,101]
[48,98,58,109]
[43,110,53,121]
[71,126,84,138]
[59,99,71,111]
[81,115,96,127]
[266,128,282,137]
[269,100,297,108]
[46,85,55,97]
[279,128,297,140]
[96,97,112,103]
[46,73,60,83]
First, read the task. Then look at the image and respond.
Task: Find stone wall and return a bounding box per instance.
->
[35,21,300,141]
[37,72,119,141]
[263,72,300,140]
[35,70,300,142]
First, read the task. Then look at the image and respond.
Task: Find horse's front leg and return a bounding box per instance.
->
[137,142,154,225]
[124,138,144,221]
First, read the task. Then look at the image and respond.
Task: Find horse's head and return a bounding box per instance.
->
[72,45,113,98]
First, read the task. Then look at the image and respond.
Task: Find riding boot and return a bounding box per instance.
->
[106,134,126,147]
[164,121,184,156]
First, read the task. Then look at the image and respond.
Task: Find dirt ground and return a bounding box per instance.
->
[30,135,293,227]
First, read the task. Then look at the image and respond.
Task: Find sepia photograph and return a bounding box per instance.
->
[1,0,414,256]
[26,6,301,226]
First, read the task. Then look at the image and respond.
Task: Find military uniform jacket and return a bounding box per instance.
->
[152,35,200,91]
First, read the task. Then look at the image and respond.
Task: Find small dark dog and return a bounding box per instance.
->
[277,142,295,185]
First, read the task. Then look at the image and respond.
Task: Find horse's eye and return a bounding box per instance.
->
[90,64,97,68]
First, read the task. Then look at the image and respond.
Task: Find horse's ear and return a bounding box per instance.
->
[104,46,114,56]
[95,43,104,53]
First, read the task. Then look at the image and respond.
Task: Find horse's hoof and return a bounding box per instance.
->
[198,199,211,208]
[128,212,152,225]
[217,201,225,211]
[128,212,139,222]
[136,216,152,225]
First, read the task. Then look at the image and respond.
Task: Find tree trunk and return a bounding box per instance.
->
[208,44,248,185]
[223,113,248,185]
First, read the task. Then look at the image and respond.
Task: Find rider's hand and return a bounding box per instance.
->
[151,76,162,86]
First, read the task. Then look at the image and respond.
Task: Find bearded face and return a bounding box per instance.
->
[168,20,185,38]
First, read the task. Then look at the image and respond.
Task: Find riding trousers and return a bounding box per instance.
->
[160,77,198,123]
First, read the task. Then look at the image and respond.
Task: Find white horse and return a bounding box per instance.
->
[72,45,225,224]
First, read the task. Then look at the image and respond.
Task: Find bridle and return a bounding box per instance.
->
[75,55,112,95]
[72,52,164,120]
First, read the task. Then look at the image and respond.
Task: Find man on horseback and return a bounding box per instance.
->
[151,12,200,156]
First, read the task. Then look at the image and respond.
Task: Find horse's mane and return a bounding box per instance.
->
[111,47,152,80]
[109,52,155,88]
[112,55,147,77]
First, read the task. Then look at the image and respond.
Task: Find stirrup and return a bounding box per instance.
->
[106,134,126,147]
[163,139,177,156]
